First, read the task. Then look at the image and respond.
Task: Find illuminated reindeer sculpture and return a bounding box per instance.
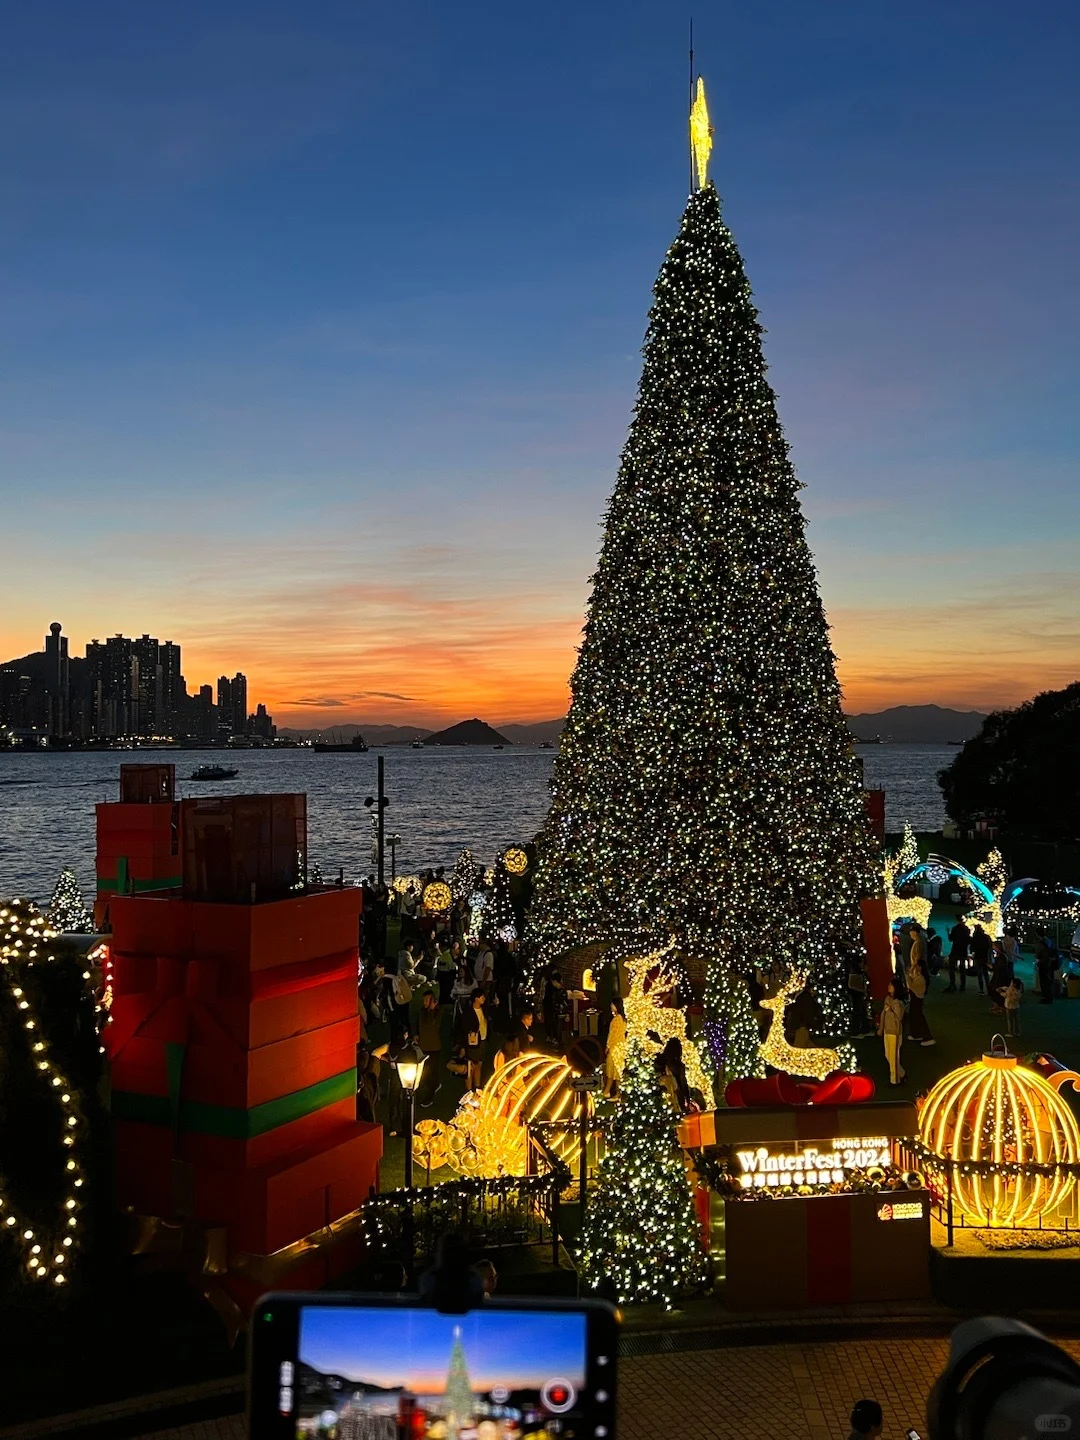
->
[757,971,840,1082]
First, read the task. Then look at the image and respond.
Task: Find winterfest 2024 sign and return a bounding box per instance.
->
[734,1137,894,1191]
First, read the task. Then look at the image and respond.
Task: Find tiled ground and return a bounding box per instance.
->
[134,1334,1080,1440]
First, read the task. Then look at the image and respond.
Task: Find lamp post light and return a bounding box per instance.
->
[391,1041,428,1191]
[363,755,390,887]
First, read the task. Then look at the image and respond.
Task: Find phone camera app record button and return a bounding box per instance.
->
[542,1378,576,1413]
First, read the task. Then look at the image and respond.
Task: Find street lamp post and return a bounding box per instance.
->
[363,755,390,887]
[388,834,401,883]
[391,1041,428,1191]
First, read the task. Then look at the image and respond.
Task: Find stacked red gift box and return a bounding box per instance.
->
[101,784,381,1298]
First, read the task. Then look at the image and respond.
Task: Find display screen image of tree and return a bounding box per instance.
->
[290,1306,588,1439]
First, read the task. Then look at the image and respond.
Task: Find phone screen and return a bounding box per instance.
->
[249,1294,617,1439]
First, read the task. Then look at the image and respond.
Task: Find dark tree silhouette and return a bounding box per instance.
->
[939,682,1080,841]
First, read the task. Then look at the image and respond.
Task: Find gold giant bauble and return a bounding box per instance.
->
[919,1052,1080,1227]
[503,847,528,875]
[422,881,452,913]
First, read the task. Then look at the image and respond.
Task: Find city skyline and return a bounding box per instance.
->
[0,620,274,742]
[3,2,1078,729]
[298,1307,586,1395]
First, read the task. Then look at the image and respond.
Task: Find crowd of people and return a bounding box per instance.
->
[854,917,1062,1085]
[354,870,578,1135]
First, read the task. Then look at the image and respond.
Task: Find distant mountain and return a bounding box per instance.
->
[279,705,985,748]
[424,718,511,746]
[846,705,986,744]
[499,718,564,746]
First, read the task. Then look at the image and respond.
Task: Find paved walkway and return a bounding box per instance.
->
[132,1333,1080,1440]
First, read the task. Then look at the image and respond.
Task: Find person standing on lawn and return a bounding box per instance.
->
[947,917,971,992]
[970,923,992,995]
[878,981,906,1086]
[910,933,933,1048]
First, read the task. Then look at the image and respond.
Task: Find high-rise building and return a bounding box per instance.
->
[0,668,32,730]
[230,672,247,737]
[159,641,183,737]
[248,703,275,740]
[133,633,160,737]
[43,622,70,737]
[104,635,136,736]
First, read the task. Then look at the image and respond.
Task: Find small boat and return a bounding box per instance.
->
[190,763,238,781]
[411,738,425,749]
[492,744,504,750]
[538,740,555,750]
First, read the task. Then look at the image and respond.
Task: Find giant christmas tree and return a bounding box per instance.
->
[530,82,873,1034]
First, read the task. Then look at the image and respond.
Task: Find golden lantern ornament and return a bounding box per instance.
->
[422,881,452,914]
[503,847,528,875]
[918,1042,1080,1228]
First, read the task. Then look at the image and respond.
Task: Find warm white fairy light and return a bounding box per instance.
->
[758,972,840,1081]
[528,168,874,1036]
[615,940,713,1105]
[0,899,87,1283]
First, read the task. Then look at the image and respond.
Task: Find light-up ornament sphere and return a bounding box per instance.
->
[422,881,452,914]
[919,1050,1080,1227]
[503,847,528,875]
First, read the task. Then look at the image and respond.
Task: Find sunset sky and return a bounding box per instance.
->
[3,2,1078,728]
[298,1307,586,1394]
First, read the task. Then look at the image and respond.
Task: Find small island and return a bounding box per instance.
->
[422,717,512,747]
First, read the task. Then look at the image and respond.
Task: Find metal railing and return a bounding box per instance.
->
[892,1140,1080,1246]
[361,1171,566,1275]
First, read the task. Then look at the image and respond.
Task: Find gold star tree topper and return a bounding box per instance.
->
[689,75,713,190]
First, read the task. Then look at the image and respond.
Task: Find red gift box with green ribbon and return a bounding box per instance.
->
[106,891,363,1157]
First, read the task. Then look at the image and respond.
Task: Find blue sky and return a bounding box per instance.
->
[298,1305,586,1391]
[2,1,1078,723]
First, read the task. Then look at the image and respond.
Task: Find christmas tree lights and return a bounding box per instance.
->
[450,849,482,901]
[47,868,93,934]
[489,858,516,941]
[0,900,88,1285]
[529,169,874,1033]
[580,1045,707,1306]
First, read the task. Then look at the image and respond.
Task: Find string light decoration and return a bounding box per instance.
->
[894,824,921,880]
[689,76,714,191]
[309,860,323,886]
[580,1044,707,1307]
[758,973,840,1081]
[465,890,488,946]
[0,900,88,1285]
[969,847,1008,938]
[528,149,874,1032]
[883,851,933,935]
[489,859,516,942]
[709,967,763,1082]
[917,1047,1080,1227]
[46,868,93,934]
[613,941,714,1105]
[422,881,452,914]
[450,849,481,902]
[503,847,528,875]
[423,1053,588,1178]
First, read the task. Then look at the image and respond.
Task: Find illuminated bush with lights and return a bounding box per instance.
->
[917,1048,1080,1228]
